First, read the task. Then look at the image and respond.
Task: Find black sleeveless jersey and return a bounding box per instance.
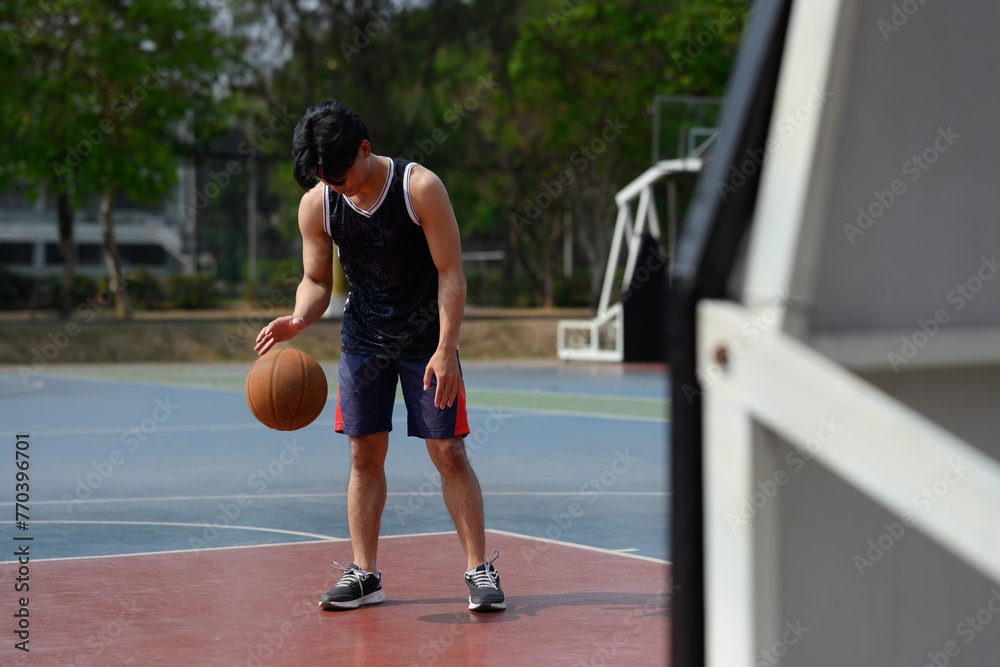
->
[323,157,440,359]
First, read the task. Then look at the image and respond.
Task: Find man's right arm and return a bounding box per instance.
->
[254,186,334,355]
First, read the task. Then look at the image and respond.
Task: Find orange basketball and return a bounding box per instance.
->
[245,348,328,431]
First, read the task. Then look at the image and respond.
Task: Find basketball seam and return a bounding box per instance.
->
[270,349,283,429]
[291,350,308,429]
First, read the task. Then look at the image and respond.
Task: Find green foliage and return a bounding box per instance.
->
[124,267,165,310]
[0,0,242,318]
[497,269,540,308]
[0,273,101,311]
[466,267,541,307]
[489,0,748,305]
[242,279,262,303]
[166,274,218,309]
[0,268,36,310]
[0,0,240,204]
[239,0,748,308]
[98,267,164,310]
[262,258,304,298]
[0,0,749,314]
[41,273,99,310]
[554,271,594,308]
[264,160,305,244]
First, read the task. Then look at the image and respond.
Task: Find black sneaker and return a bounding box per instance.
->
[319,562,385,609]
[465,550,505,611]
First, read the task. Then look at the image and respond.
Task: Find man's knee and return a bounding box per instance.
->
[350,433,388,471]
[428,438,470,476]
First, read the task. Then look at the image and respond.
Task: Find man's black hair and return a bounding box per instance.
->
[291,101,371,191]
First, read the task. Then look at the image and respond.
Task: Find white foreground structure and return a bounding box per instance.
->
[698,1,1000,665]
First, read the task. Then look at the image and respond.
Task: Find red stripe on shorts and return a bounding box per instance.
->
[334,386,344,431]
[455,384,470,436]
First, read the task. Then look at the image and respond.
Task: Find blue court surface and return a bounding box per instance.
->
[0,359,671,664]
[0,360,669,564]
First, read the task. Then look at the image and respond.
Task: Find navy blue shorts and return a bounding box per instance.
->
[334,352,470,439]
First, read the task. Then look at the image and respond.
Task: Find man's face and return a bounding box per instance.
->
[318,141,369,196]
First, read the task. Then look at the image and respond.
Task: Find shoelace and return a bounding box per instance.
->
[330,561,367,591]
[468,550,501,589]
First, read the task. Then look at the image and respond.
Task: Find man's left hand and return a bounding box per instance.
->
[423,349,463,409]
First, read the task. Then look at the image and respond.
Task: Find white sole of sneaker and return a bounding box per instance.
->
[468,599,506,611]
[319,589,386,609]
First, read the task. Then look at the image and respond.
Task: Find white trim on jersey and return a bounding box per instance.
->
[403,161,421,226]
[343,156,393,218]
[322,183,331,237]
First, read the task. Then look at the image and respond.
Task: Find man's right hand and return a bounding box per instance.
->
[254,315,306,355]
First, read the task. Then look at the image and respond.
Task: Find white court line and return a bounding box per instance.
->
[2,526,668,565]
[25,519,338,541]
[0,379,43,396]
[466,386,665,403]
[28,422,291,436]
[2,490,668,507]
[493,409,667,423]
[15,539,339,564]
[486,528,670,564]
[6,528,456,564]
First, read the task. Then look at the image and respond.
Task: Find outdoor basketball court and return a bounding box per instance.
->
[0,359,671,664]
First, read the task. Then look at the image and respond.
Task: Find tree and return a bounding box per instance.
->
[220,0,749,309]
[497,0,748,307]
[0,0,239,317]
[229,0,489,296]
[0,1,95,316]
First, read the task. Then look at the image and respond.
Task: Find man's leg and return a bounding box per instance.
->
[426,436,486,571]
[348,431,390,573]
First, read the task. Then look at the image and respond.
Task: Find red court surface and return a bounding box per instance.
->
[1,363,670,664]
[4,530,671,665]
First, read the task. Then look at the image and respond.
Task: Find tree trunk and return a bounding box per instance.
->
[56,189,75,319]
[572,182,612,312]
[542,209,561,308]
[542,270,555,308]
[571,157,619,312]
[99,187,132,319]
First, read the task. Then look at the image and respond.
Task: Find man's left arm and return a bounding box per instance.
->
[409,165,467,409]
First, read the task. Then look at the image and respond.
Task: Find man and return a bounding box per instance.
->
[254,101,504,612]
